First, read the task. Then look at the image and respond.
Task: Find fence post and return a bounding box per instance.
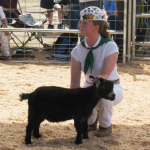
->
[123,0,127,64]
[132,0,136,60]
[127,0,132,63]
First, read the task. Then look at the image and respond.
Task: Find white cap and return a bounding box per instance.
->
[80,6,107,21]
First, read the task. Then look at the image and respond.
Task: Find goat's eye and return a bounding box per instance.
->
[101,85,106,89]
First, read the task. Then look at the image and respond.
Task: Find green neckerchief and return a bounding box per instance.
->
[81,37,113,74]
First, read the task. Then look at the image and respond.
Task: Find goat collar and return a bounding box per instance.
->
[81,37,113,75]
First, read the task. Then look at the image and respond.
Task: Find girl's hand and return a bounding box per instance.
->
[98,74,108,79]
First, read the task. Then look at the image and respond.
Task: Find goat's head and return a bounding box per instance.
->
[89,76,116,101]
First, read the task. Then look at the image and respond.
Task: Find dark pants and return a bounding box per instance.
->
[108,15,123,61]
[107,15,123,48]
[135,18,147,42]
[65,4,80,29]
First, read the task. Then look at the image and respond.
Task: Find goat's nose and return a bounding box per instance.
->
[108,92,116,100]
[112,93,115,99]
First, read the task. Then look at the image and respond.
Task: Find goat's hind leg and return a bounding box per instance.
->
[33,118,44,138]
[82,119,89,139]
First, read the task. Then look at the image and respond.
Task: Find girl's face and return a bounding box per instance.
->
[79,21,98,37]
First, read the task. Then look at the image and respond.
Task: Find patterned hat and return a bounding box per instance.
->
[80,6,106,21]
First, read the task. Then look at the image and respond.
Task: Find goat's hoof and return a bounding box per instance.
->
[25,137,32,145]
[25,140,32,145]
[75,140,83,145]
[82,135,89,139]
[33,133,42,138]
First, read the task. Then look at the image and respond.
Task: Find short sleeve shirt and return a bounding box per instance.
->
[40,0,54,9]
[103,1,117,15]
[71,35,120,83]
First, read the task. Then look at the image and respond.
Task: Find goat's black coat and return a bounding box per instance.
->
[20,77,115,145]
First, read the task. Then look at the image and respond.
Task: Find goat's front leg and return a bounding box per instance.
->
[82,119,89,139]
[33,121,42,138]
[74,118,83,145]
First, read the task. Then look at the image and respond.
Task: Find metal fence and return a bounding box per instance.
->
[132,0,150,61]
[0,0,127,64]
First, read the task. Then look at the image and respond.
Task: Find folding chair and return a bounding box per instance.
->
[1,0,46,48]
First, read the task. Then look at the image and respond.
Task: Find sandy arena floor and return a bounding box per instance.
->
[0,60,150,150]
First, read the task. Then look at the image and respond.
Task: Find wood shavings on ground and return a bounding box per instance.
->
[0,60,150,150]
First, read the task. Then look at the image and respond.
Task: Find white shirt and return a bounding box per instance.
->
[71,35,120,86]
[0,6,6,27]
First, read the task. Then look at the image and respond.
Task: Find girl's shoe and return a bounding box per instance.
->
[95,126,112,137]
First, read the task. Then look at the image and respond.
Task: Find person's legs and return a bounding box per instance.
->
[98,84,123,128]
[58,10,62,23]
[48,11,53,24]
[88,107,99,131]
[0,32,10,60]
[88,108,98,125]
[136,0,143,29]
[47,11,54,29]
[69,4,80,29]
[88,84,123,137]
[108,15,123,61]
[40,0,54,29]
[107,15,122,48]
[54,4,63,29]
[108,15,121,31]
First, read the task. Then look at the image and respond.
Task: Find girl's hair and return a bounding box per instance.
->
[93,20,110,38]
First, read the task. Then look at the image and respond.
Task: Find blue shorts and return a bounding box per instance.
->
[40,0,54,9]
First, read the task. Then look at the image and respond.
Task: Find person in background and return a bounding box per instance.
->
[62,0,80,29]
[103,0,118,16]
[79,0,103,10]
[40,0,63,29]
[70,6,123,137]
[103,0,123,61]
[0,5,10,61]
[53,0,80,29]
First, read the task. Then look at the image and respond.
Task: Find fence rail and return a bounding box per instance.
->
[0,28,124,34]
[0,0,127,64]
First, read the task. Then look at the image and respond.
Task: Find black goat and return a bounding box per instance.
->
[20,76,116,145]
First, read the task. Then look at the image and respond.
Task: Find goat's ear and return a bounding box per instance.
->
[99,78,105,83]
[112,79,119,84]
[94,77,101,88]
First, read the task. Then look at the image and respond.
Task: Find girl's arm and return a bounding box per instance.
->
[98,52,118,79]
[70,56,81,88]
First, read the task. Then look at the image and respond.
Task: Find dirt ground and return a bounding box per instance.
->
[0,0,150,150]
[0,60,150,150]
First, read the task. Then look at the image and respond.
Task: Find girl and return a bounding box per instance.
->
[70,6,123,137]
